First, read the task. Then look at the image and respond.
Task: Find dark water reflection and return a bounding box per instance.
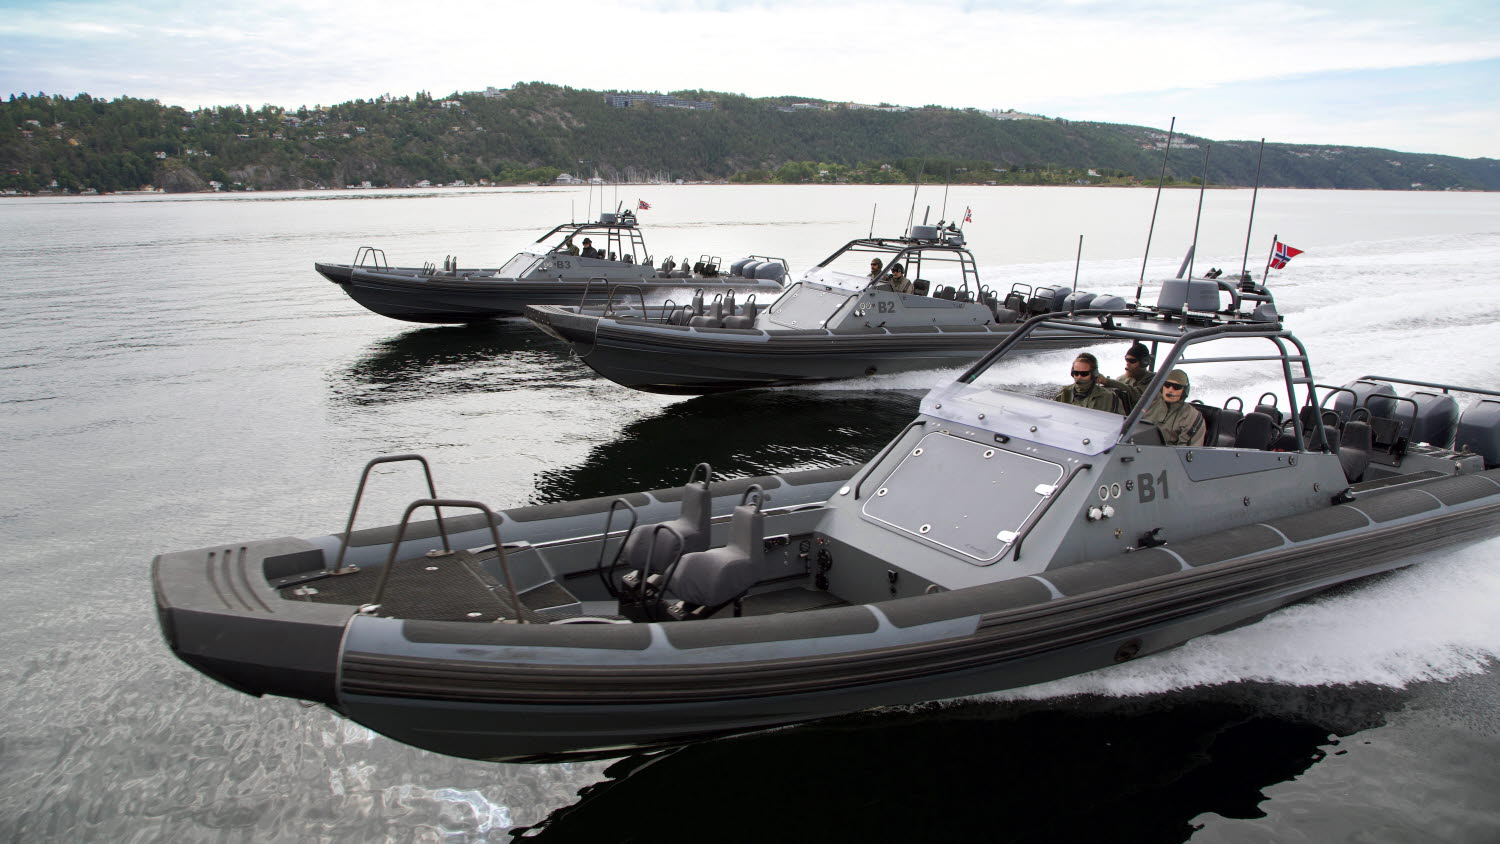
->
[531,390,921,502]
[517,683,1404,843]
[332,322,583,407]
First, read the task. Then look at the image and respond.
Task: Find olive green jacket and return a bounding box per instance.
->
[1141,398,1207,446]
[1117,371,1154,400]
[1053,383,1125,414]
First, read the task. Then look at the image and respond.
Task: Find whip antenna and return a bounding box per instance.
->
[1186,142,1211,281]
[1135,117,1175,305]
[1073,235,1083,290]
[1240,138,1266,280]
[941,165,950,221]
[905,160,925,236]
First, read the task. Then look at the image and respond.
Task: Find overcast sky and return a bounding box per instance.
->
[2,0,1496,158]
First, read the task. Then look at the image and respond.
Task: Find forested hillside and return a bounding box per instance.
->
[3,82,1496,194]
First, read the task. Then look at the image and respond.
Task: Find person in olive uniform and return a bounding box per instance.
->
[559,235,579,256]
[1118,342,1154,396]
[1141,368,1207,446]
[887,262,913,294]
[869,258,884,280]
[1053,353,1125,414]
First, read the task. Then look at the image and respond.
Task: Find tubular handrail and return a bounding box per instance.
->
[820,292,860,329]
[332,454,447,575]
[353,246,389,270]
[602,283,649,318]
[364,498,525,623]
[1012,463,1091,561]
[595,498,640,598]
[644,524,687,622]
[576,276,613,309]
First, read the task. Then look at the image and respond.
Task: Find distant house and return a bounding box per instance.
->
[606,93,715,110]
[480,87,509,99]
[554,173,584,185]
[984,109,1044,121]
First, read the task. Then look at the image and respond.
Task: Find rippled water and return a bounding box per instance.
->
[2,185,1498,842]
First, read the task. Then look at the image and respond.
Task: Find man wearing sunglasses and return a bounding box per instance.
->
[1118,342,1154,397]
[1141,368,1206,447]
[1053,353,1125,414]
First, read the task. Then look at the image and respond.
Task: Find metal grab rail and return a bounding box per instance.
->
[576,276,612,309]
[642,524,686,622]
[603,284,650,318]
[595,498,640,598]
[332,454,447,575]
[352,246,389,270]
[364,498,526,624]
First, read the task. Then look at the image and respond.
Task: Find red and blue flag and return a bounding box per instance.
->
[638,200,651,210]
[963,207,973,224]
[1269,239,1303,269]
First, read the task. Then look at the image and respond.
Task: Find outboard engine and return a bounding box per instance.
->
[754,262,785,282]
[1331,380,1398,421]
[739,260,762,279]
[1063,291,1097,311]
[729,257,755,277]
[1455,399,1500,468]
[1048,287,1073,312]
[1157,278,1221,313]
[1407,390,1461,447]
[1090,294,1127,311]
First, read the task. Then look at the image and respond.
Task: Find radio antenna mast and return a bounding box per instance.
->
[1186,142,1212,281]
[1135,117,1176,305]
[1239,138,1266,280]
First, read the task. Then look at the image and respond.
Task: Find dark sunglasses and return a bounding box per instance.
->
[1163,381,1185,391]
[1071,369,1094,377]
[1124,356,1140,363]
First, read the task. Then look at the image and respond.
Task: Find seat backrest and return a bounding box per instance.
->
[1234,412,1277,450]
[1254,403,1283,426]
[665,495,765,611]
[1339,420,1373,482]
[936,286,957,300]
[912,279,931,297]
[619,465,714,577]
[1192,401,1220,444]
[1214,408,1244,447]
[1368,416,1404,452]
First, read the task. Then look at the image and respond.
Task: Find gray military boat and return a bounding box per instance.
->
[526,225,1280,394]
[152,312,1500,763]
[316,209,789,324]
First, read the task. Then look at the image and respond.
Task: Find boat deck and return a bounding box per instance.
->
[280,547,848,624]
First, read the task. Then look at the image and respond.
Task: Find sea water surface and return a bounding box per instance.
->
[2,185,1499,842]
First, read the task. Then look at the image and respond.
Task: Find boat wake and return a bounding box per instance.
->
[986,537,1500,702]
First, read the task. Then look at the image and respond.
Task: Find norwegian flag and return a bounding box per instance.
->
[963,207,973,224]
[637,200,651,210]
[1269,239,1303,269]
